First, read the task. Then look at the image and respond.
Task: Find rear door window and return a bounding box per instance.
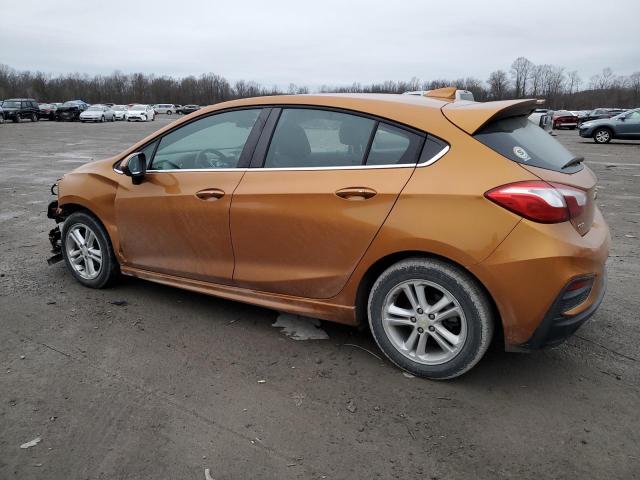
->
[366,124,423,166]
[474,115,582,173]
[264,109,375,168]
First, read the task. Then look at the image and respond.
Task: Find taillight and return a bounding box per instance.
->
[485,181,587,224]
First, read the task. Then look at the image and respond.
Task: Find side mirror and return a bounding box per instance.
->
[121,152,147,185]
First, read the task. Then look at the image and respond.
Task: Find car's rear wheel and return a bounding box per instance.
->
[167,110,172,115]
[368,258,494,379]
[594,128,612,144]
[0,114,4,124]
[13,115,20,123]
[31,113,38,122]
[61,212,119,288]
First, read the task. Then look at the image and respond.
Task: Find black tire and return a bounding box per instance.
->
[593,128,612,144]
[167,110,172,115]
[101,116,105,123]
[61,211,119,289]
[368,258,494,380]
[31,113,38,122]
[0,114,4,124]
[13,115,20,123]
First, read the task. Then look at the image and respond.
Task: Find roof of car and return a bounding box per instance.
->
[120,93,541,161]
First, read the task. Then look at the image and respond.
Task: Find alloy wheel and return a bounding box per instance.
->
[65,224,103,280]
[381,280,467,365]
[595,129,610,143]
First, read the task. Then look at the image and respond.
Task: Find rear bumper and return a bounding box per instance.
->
[520,273,606,349]
[469,209,610,348]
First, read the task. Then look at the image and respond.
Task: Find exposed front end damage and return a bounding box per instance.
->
[47,182,64,265]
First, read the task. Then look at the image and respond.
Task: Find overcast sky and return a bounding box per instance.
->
[1,0,638,89]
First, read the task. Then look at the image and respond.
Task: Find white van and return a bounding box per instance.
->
[153,104,176,115]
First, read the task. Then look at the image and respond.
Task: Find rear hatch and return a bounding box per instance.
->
[443,100,596,235]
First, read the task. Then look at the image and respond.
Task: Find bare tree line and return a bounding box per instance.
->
[1,58,638,109]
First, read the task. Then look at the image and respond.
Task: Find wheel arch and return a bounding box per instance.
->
[354,250,503,343]
[58,200,119,256]
[593,125,614,138]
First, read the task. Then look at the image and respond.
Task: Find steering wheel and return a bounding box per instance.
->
[196,148,229,168]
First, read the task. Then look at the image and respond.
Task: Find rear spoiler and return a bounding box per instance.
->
[442,99,538,135]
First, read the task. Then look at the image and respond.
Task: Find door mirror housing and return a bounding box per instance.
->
[121,152,147,185]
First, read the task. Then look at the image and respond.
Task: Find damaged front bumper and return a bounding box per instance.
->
[47,198,64,265]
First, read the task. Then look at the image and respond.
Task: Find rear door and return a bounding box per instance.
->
[230,107,429,299]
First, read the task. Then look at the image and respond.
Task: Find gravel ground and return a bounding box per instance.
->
[1,118,639,479]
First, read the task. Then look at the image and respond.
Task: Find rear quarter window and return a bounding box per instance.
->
[474,115,582,173]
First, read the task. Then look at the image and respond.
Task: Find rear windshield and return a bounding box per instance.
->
[474,115,582,173]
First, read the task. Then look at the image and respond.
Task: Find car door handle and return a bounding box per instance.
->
[335,187,377,200]
[195,188,225,201]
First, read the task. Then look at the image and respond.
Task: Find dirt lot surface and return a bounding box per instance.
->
[1,118,639,479]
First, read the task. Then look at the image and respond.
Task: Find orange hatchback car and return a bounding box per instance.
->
[47,90,610,379]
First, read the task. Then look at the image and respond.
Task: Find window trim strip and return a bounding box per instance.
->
[142,144,449,173]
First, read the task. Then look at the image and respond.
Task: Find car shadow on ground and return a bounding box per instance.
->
[110,274,579,390]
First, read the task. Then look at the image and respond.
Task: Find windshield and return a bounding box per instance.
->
[130,105,146,111]
[474,115,581,173]
[62,101,81,107]
[87,106,103,111]
[113,105,126,111]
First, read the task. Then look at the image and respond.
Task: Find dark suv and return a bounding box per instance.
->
[1,98,41,122]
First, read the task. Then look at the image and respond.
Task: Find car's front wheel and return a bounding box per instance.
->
[593,128,612,144]
[61,211,119,288]
[368,258,494,379]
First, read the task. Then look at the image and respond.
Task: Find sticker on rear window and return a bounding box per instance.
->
[513,146,531,161]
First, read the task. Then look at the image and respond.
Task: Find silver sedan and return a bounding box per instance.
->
[79,105,116,123]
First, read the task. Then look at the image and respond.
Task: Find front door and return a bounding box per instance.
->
[115,108,264,284]
[231,108,428,299]
[617,110,640,138]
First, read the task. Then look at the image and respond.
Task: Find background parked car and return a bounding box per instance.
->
[579,108,640,143]
[38,103,58,120]
[153,103,176,115]
[581,108,625,124]
[0,98,40,122]
[552,110,578,129]
[0,105,4,124]
[126,104,155,122]
[112,105,128,120]
[55,100,89,121]
[80,105,116,123]
[174,104,184,114]
[528,108,553,133]
[181,104,201,115]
